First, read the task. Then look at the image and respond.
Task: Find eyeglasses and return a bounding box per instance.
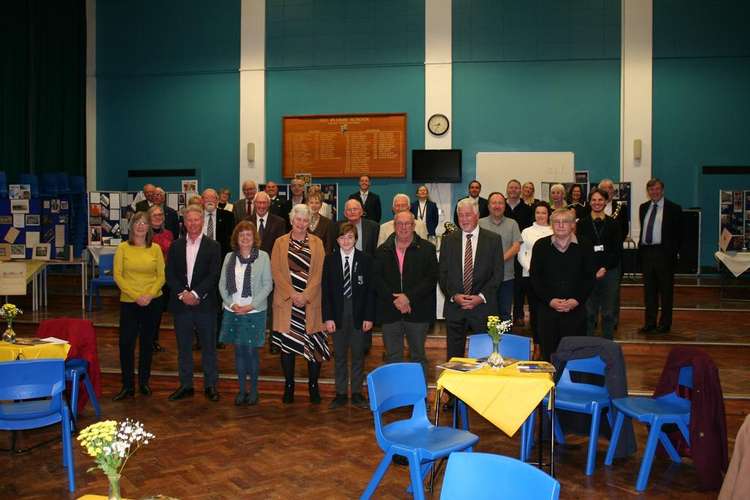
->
[552,219,573,226]
[134,221,149,226]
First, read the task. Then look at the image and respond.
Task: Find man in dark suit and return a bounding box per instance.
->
[440,198,504,361]
[251,191,286,254]
[265,180,291,224]
[505,179,534,325]
[453,179,490,224]
[348,175,382,223]
[322,222,375,409]
[152,187,180,238]
[638,178,682,333]
[232,180,257,223]
[599,179,629,241]
[201,189,234,257]
[165,205,222,401]
[133,183,156,213]
[339,198,379,257]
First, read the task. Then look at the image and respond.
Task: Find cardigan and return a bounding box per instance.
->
[113,242,165,302]
[218,250,273,312]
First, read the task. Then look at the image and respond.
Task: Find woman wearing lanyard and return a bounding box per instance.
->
[577,188,622,339]
[410,185,439,237]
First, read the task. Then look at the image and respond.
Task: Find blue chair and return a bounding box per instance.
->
[0,359,75,492]
[362,363,479,500]
[457,333,533,460]
[605,366,693,491]
[440,452,560,500]
[88,253,116,310]
[66,358,102,422]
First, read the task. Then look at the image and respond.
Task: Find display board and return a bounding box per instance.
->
[282,113,407,178]
[476,152,575,198]
[1,186,70,259]
[719,190,750,251]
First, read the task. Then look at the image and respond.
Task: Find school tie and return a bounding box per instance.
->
[343,256,352,299]
[463,234,473,295]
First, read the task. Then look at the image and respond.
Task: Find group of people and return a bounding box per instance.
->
[111,174,681,408]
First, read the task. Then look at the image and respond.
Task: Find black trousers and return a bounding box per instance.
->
[333,300,365,396]
[118,300,161,389]
[537,305,585,362]
[446,312,486,360]
[640,245,675,329]
[512,261,526,321]
[520,277,541,343]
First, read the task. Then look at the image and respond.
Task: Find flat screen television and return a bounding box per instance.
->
[411,149,462,183]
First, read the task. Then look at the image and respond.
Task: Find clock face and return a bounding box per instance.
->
[428,114,449,136]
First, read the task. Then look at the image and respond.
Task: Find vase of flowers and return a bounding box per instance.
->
[77,419,154,500]
[0,303,23,344]
[486,315,513,368]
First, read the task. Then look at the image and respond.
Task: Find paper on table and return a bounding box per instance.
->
[55,224,66,245]
[25,231,40,248]
[40,337,69,344]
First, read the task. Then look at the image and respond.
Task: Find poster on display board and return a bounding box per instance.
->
[719,190,750,252]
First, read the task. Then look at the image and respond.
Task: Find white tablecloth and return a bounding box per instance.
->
[715,251,750,277]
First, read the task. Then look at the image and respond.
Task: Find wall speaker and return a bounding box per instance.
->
[633,139,642,162]
[247,143,255,162]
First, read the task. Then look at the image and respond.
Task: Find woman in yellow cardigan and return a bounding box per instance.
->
[112,211,165,400]
[271,204,328,404]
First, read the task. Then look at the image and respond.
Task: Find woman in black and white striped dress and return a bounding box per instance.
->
[271,204,330,404]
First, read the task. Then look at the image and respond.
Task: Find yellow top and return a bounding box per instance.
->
[437,358,554,436]
[113,242,165,303]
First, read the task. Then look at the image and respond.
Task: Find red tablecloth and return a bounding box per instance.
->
[36,318,102,413]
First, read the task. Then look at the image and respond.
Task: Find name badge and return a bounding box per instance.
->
[594,244,605,252]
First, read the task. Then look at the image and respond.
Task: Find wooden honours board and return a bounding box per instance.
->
[283,113,407,178]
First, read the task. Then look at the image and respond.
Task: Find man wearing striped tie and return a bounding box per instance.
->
[439,198,504,363]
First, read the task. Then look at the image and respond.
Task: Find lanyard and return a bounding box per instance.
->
[417,202,426,220]
[590,217,606,244]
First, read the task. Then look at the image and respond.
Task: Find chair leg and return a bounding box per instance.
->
[525,411,536,459]
[658,431,682,463]
[553,413,565,444]
[62,406,75,492]
[585,404,602,476]
[83,375,102,418]
[636,423,663,492]
[361,451,393,500]
[520,419,529,461]
[407,452,426,500]
[458,401,470,430]
[70,370,81,422]
[604,411,625,466]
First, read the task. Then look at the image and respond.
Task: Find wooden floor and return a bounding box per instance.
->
[2,272,749,499]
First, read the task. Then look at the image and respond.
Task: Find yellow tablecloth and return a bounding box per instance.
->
[437,359,554,437]
[0,341,70,361]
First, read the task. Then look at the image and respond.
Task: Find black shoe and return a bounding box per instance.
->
[113,387,134,401]
[168,386,194,401]
[392,455,409,466]
[351,393,369,410]
[139,384,152,396]
[246,392,259,406]
[235,392,247,406]
[204,386,220,402]
[328,394,348,409]
[282,383,295,404]
[309,384,321,404]
[152,342,165,353]
[656,325,671,333]
[638,324,657,333]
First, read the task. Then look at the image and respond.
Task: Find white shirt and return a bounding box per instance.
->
[360,191,369,204]
[416,200,427,221]
[461,225,480,267]
[185,233,203,288]
[641,198,664,245]
[604,201,614,216]
[224,258,256,312]
[340,249,355,276]
[353,220,363,251]
[518,223,554,277]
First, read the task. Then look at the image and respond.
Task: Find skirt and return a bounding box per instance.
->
[219,309,267,347]
[271,330,331,363]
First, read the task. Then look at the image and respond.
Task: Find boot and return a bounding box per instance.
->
[281,353,295,404]
[308,361,321,404]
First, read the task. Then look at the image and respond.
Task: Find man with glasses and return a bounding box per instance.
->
[530,208,595,360]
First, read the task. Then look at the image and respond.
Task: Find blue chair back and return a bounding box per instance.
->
[678,366,693,390]
[97,253,115,277]
[467,333,531,360]
[440,452,560,500]
[0,359,65,405]
[557,355,607,393]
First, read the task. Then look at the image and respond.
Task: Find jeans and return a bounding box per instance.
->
[496,279,514,321]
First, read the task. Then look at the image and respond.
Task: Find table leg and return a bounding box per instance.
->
[549,386,555,477]
[32,271,37,311]
[43,266,48,308]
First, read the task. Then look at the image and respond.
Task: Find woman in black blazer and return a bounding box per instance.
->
[321,222,375,410]
[410,185,439,237]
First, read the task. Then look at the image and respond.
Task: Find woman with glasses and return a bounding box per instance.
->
[112,211,165,400]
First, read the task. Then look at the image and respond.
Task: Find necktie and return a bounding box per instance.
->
[259,217,266,240]
[247,199,251,215]
[463,234,473,295]
[207,213,214,240]
[644,202,657,245]
[343,256,352,299]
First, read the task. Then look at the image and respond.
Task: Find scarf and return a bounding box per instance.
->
[225,248,259,298]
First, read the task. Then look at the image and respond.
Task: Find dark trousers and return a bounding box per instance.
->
[537,305,585,361]
[640,245,675,329]
[512,262,526,321]
[520,277,541,343]
[118,300,161,389]
[333,300,365,396]
[153,286,168,344]
[496,279,514,321]
[174,309,219,388]
[382,320,429,382]
[446,312,486,361]
[586,265,620,339]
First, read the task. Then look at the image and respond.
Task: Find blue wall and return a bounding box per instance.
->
[265,0,425,216]
[452,0,621,203]
[96,0,241,192]
[653,0,750,265]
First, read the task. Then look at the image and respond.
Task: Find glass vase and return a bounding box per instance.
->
[107,473,121,500]
[486,337,504,368]
[2,322,15,343]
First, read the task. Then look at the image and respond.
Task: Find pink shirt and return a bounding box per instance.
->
[185,233,203,287]
[396,246,406,274]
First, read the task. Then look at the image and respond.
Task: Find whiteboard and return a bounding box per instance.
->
[476,152,575,198]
